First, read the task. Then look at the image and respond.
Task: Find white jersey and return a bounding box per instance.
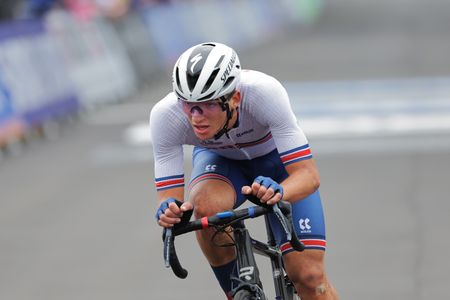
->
[149,70,312,191]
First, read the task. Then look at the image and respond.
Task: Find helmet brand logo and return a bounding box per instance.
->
[221,52,237,82]
[190,53,203,73]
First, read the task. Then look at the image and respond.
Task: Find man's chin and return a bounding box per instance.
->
[193,126,216,140]
[195,132,214,140]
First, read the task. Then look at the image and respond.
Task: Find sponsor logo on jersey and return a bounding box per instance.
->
[236,128,254,137]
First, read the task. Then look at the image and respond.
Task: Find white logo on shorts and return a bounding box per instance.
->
[299,218,312,233]
[205,164,217,172]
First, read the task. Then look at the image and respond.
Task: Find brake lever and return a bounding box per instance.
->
[271,201,304,252]
[163,228,172,268]
[162,227,189,278]
[272,203,292,241]
[247,195,292,238]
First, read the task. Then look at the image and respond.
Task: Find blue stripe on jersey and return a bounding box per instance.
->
[279,144,310,156]
[155,174,184,182]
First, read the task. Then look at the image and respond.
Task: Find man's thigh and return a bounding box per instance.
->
[189,147,249,209]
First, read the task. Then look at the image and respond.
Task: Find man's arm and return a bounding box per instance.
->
[150,95,194,227]
[281,158,320,203]
[242,158,320,205]
[157,187,184,205]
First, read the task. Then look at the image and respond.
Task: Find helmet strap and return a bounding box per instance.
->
[218,95,230,111]
[214,94,235,140]
[214,102,233,140]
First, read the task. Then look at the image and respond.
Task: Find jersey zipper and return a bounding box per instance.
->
[228,134,251,159]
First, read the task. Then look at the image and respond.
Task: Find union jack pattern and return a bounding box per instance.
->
[155,174,184,191]
[279,144,312,166]
[280,238,326,254]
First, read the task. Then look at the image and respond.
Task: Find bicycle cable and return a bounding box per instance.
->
[211,224,236,248]
[211,213,252,248]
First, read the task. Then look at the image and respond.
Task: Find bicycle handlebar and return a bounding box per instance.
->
[162,196,304,279]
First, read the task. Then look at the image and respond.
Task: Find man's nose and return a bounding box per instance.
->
[190,106,204,116]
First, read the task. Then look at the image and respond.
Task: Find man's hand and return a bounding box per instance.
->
[155,198,194,228]
[241,176,284,205]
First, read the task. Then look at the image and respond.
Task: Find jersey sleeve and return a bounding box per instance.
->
[149,95,187,191]
[248,74,312,166]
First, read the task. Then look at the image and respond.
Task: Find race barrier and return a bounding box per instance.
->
[0,72,24,148]
[0,19,78,148]
[45,10,138,110]
[0,0,322,152]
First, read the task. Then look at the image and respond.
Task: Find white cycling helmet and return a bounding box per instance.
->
[173,42,241,102]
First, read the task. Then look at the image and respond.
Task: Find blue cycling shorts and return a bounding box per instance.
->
[189,147,327,254]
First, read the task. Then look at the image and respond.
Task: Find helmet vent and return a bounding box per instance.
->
[202,43,216,47]
[198,91,215,101]
[222,76,235,91]
[201,68,220,93]
[175,90,185,100]
[214,55,225,69]
[187,72,200,92]
[175,67,183,93]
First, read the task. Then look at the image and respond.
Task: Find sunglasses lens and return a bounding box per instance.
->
[180,100,222,115]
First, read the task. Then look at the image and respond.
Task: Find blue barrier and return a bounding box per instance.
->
[0,19,79,146]
[0,74,12,123]
[21,95,79,127]
[0,0,323,149]
[0,71,24,146]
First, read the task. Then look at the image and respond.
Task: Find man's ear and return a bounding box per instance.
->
[230,90,241,108]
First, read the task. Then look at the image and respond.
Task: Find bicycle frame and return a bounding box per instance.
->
[163,198,303,299]
[232,214,295,299]
[232,225,265,297]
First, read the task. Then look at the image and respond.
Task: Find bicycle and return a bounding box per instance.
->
[162,195,305,299]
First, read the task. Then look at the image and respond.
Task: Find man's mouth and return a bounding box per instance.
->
[193,124,209,134]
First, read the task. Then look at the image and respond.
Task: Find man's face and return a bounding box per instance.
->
[181,92,240,140]
[181,100,227,140]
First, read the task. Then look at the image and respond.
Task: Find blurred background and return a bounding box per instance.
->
[1,0,450,299]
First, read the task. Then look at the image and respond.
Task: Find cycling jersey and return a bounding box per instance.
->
[150,70,312,191]
[150,69,326,251]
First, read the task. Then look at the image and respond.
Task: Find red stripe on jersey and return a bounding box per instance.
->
[281,148,311,163]
[155,178,184,188]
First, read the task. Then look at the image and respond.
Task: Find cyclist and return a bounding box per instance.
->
[151,42,339,299]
